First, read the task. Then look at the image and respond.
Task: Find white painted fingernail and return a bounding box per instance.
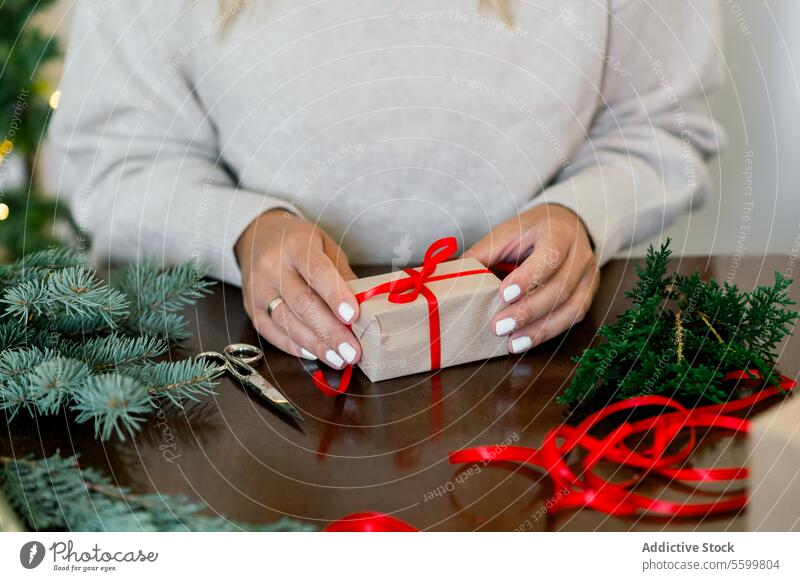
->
[511,336,532,354]
[338,342,357,364]
[495,317,517,336]
[503,284,522,303]
[325,350,344,368]
[338,303,356,323]
[300,348,317,360]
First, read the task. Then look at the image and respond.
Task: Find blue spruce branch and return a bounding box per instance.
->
[0,250,219,441]
[0,455,314,532]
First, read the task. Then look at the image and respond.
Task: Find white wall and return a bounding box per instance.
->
[635,0,800,257]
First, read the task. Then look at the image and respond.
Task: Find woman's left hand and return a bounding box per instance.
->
[465,204,600,354]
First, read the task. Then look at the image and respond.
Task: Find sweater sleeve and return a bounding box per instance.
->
[524,0,725,265]
[46,1,296,286]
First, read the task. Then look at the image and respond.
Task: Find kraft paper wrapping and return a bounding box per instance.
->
[347,258,508,382]
[748,394,800,531]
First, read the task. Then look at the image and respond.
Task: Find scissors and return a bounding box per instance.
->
[196,343,303,424]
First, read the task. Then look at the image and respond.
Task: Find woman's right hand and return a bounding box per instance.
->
[234,209,362,369]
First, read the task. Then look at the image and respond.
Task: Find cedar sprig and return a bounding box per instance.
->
[561,239,799,409]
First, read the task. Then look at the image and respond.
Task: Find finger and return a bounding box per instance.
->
[263,293,326,361]
[464,215,533,267]
[497,236,571,305]
[491,248,593,336]
[250,305,317,360]
[322,234,358,281]
[280,269,362,369]
[507,267,599,354]
[292,244,360,324]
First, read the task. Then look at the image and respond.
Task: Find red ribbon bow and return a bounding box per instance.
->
[450,370,797,519]
[312,237,491,396]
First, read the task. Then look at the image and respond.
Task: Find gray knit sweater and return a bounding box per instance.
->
[47,0,724,286]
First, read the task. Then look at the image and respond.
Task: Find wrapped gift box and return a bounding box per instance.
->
[347,256,508,382]
[748,393,800,531]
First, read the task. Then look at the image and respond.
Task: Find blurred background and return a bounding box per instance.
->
[2,0,800,262]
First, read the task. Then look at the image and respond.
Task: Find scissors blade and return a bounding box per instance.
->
[244,374,304,423]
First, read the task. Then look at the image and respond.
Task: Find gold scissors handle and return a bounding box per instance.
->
[223,343,263,365]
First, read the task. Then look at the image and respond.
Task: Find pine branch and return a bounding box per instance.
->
[0,248,88,288]
[0,346,218,439]
[0,454,314,532]
[1,266,128,327]
[59,334,168,373]
[0,255,220,440]
[117,260,214,340]
[125,310,193,342]
[118,259,214,313]
[127,360,221,406]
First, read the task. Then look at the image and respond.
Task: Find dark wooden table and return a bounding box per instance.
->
[3,255,798,531]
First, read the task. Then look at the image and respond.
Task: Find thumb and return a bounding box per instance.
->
[464,220,529,267]
[463,233,496,267]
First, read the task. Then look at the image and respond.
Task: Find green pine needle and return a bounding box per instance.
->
[71,375,153,441]
[60,334,168,373]
[0,321,29,351]
[126,310,193,341]
[28,358,91,414]
[118,259,214,314]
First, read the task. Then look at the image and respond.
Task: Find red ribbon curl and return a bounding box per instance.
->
[449,371,796,518]
[327,373,795,529]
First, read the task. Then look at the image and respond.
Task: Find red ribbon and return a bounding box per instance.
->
[325,512,418,532]
[326,372,794,529]
[450,371,796,518]
[312,237,491,396]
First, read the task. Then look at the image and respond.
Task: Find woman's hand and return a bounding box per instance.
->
[465,204,600,354]
[235,209,361,369]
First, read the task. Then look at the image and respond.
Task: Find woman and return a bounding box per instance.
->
[48,0,723,370]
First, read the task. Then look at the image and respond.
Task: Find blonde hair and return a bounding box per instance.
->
[218,0,512,28]
[481,0,512,25]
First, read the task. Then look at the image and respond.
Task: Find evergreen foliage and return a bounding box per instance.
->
[0,188,73,262]
[1,0,60,160]
[1,1,68,262]
[0,454,314,532]
[0,248,219,441]
[561,239,799,409]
